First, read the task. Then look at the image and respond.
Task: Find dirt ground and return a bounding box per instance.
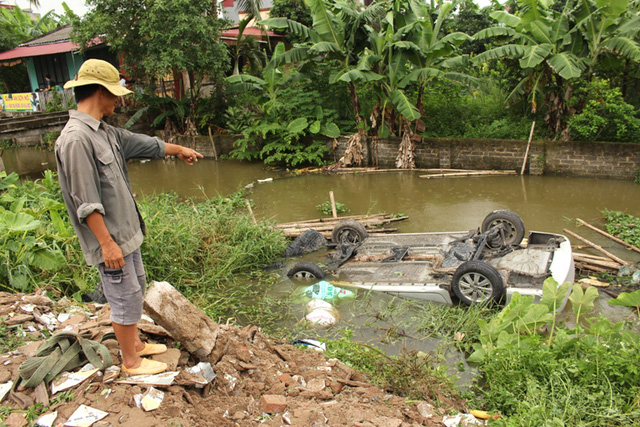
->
[0,290,475,427]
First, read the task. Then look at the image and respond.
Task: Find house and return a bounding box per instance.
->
[0,26,117,93]
[222,0,275,24]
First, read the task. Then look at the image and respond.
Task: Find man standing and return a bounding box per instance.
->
[55,59,203,376]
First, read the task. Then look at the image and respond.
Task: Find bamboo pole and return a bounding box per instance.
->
[573,252,620,262]
[573,254,621,270]
[576,218,640,254]
[520,121,535,175]
[334,168,475,174]
[275,213,394,227]
[207,126,218,161]
[574,262,608,273]
[563,228,628,265]
[245,200,257,225]
[329,191,338,219]
[419,170,516,179]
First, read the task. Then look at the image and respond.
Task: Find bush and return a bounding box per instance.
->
[568,79,640,142]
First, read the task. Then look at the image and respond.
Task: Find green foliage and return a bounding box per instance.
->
[138,192,288,324]
[0,323,27,353]
[227,45,341,166]
[609,289,640,317]
[326,332,460,403]
[0,171,68,292]
[468,279,640,424]
[269,0,312,43]
[603,210,640,248]
[568,80,640,142]
[316,200,348,216]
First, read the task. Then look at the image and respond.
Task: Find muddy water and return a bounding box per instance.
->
[5,152,640,376]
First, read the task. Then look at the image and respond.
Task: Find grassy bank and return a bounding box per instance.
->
[0,171,288,328]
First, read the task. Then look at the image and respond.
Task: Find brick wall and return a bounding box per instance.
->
[333,136,640,179]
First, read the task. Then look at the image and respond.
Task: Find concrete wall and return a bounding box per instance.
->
[331,136,640,180]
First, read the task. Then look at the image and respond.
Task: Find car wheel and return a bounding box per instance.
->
[287,262,326,280]
[481,209,525,248]
[452,260,504,306]
[331,220,368,244]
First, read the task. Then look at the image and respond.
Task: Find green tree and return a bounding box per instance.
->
[268,0,312,43]
[72,0,230,98]
[473,0,640,137]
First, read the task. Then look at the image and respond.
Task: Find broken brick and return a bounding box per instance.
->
[260,394,287,414]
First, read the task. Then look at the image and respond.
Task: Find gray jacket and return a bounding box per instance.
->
[55,110,165,266]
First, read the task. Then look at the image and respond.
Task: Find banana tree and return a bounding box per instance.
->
[369,0,477,168]
[262,0,387,166]
[575,0,640,79]
[472,0,586,135]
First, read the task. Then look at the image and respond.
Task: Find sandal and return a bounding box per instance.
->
[121,358,167,376]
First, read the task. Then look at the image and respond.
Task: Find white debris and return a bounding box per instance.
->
[141,387,164,411]
[225,374,238,391]
[57,313,71,323]
[185,362,216,388]
[305,309,336,326]
[20,304,36,313]
[35,411,58,427]
[64,405,108,426]
[103,366,120,383]
[443,413,486,427]
[282,411,292,425]
[0,380,13,403]
[116,371,179,386]
[51,368,99,394]
[140,314,154,323]
[257,178,273,183]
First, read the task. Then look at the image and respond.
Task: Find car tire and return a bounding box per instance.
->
[451,260,504,306]
[331,220,368,244]
[481,209,525,247]
[287,262,326,280]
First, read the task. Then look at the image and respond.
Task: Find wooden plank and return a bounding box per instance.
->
[419,170,517,179]
[573,254,620,270]
[563,229,629,266]
[577,218,640,254]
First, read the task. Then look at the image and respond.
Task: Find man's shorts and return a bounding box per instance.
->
[97,247,146,325]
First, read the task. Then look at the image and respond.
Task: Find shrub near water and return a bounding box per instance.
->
[468,279,640,425]
[138,192,288,324]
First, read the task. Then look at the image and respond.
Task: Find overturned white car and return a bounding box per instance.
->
[287,210,575,307]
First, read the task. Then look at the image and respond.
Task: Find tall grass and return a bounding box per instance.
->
[0,173,289,327]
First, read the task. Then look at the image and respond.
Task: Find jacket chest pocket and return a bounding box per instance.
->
[96,149,120,184]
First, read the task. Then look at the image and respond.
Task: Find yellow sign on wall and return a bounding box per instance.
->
[1,92,40,112]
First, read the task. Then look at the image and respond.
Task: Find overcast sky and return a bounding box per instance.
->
[10,0,90,17]
[9,0,494,19]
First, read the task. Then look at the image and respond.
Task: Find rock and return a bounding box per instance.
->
[5,314,33,325]
[371,416,403,427]
[4,412,27,427]
[0,370,11,383]
[150,348,181,371]
[21,295,53,306]
[305,378,326,393]
[17,341,42,358]
[416,401,435,419]
[260,394,287,414]
[279,373,294,386]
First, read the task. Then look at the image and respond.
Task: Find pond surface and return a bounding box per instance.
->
[4,150,640,381]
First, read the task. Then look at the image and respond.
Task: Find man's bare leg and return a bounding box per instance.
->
[113,322,143,368]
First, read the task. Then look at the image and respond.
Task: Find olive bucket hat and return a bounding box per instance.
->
[64,59,132,96]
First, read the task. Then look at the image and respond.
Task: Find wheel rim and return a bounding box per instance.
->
[338,228,361,244]
[293,271,317,279]
[458,272,493,303]
[488,219,517,245]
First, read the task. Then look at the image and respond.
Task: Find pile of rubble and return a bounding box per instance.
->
[0,282,481,427]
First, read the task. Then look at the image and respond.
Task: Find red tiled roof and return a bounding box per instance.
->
[221,27,284,38]
[0,41,78,61]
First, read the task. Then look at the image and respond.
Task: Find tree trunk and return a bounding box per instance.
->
[339,81,366,167]
[395,119,415,169]
[348,81,363,125]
